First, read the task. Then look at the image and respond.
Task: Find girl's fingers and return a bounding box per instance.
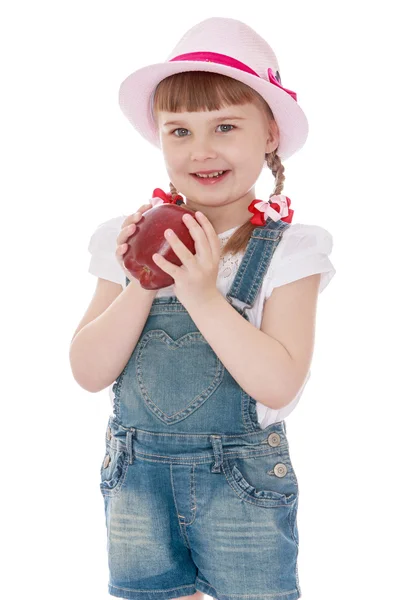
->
[122,214,136,228]
[117,243,127,255]
[121,203,152,228]
[117,223,136,245]
[163,228,195,266]
[193,211,221,261]
[128,212,144,225]
[118,202,152,255]
[182,212,217,262]
[152,252,177,277]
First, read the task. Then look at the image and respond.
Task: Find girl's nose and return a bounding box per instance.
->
[190,140,218,162]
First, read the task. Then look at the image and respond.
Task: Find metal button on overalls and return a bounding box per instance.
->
[274,463,288,478]
[268,433,281,447]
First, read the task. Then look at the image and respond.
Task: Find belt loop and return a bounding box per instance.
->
[210,435,223,473]
[126,428,136,465]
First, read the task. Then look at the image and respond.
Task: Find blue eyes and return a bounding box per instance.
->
[172,124,235,137]
[173,128,188,137]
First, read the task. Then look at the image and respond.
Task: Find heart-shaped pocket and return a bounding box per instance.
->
[136,330,224,424]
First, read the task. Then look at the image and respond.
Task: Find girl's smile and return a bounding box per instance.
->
[190,169,231,185]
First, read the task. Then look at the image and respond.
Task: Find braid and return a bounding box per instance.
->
[169,181,179,200]
[265,149,285,197]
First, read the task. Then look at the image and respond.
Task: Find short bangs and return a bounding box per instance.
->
[152,71,273,119]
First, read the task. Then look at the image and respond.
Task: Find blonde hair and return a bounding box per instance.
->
[152,71,286,257]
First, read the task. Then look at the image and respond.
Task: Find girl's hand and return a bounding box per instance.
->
[115,202,153,284]
[152,211,221,309]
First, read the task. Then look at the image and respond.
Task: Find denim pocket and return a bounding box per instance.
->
[136,330,224,424]
[99,442,129,498]
[222,449,298,508]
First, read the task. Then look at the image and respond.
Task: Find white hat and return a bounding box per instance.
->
[119,17,309,160]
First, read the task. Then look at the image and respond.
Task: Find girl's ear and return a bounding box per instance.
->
[265,119,280,154]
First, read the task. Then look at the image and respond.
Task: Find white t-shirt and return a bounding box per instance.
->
[88,215,336,427]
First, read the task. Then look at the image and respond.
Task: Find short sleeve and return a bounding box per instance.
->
[264,223,336,297]
[87,215,126,286]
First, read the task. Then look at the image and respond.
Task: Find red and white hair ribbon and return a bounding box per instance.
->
[150,188,183,207]
[248,194,294,226]
[148,188,293,227]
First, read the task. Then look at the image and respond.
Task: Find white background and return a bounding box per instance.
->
[2,1,399,598]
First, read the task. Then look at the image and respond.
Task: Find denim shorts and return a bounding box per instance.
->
[99,416,301,600]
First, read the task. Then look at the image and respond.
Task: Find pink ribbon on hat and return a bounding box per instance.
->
[170,52,297,102]
[248,195,294,226]
[266,68,297,102]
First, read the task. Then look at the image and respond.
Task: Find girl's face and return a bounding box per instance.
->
[156,101,279,232]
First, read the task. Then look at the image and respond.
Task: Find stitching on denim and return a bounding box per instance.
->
[184,463,197,526]
[111,362,130,422]
[170,463,191,548]
[245,238,280,303]
[241,389,251,432]
[241,390,262,433]
[109,582,197,594]
[240,225,286,307]
[100,451,129,498]
[149,304,189,316]
[230,222,281,293]
[135,330,225,423]
[126,446,287,465]
[221,460,296,508]
[288,499,299,548]
[246,239,272,298]
[196,577,299,597]
[228,221,289,309]
[230,235,258,292]
[110,433,287,453]
[115,421,285,440]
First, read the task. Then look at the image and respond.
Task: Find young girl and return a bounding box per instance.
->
[70,17,335,600]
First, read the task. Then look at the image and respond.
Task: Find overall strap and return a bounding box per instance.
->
[226,218,291,312]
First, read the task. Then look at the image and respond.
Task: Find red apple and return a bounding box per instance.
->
[123,203,197,290]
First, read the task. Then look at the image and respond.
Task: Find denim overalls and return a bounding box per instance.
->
[100,217,301,600]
